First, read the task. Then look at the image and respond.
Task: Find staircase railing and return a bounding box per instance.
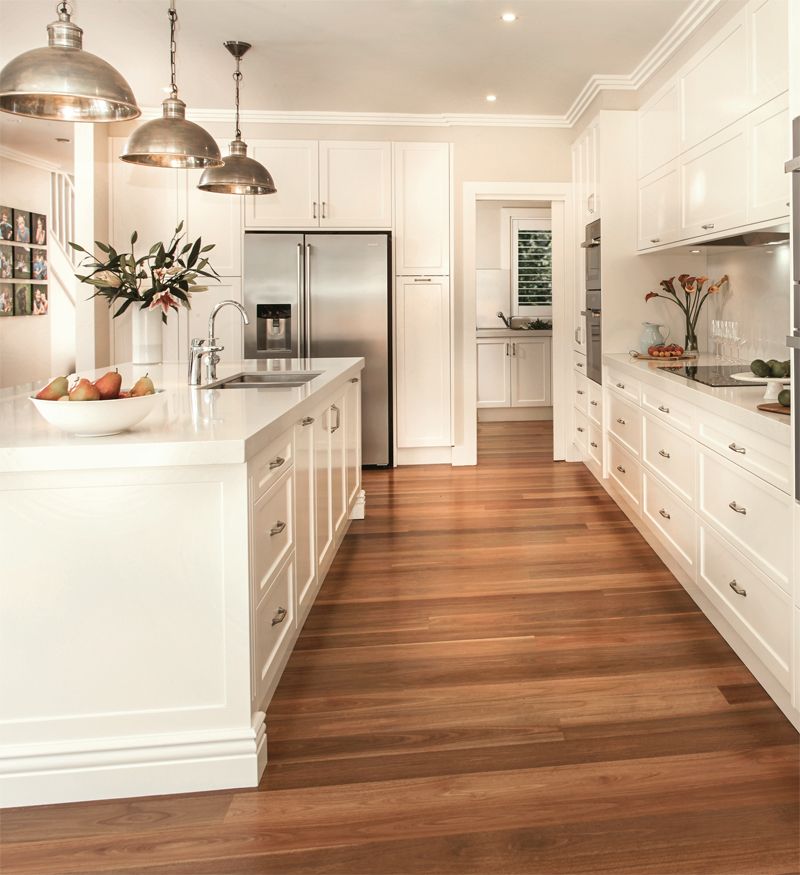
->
[50,171,79,268]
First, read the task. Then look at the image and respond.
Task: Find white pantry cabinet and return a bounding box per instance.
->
[393,142,450,275]
[396,276,451,447]
[477,338,551,409]
[245,140,391,230]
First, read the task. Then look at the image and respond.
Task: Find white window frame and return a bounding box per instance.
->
[511,217,553,317]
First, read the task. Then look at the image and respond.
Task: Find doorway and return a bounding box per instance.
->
[460,182,573,467]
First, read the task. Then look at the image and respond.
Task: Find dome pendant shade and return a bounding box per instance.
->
[0,5,140,122]
[198,138,276,194]
[121,97,223,168]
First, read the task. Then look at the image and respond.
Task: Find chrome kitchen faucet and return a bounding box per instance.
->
[188,300,250,386]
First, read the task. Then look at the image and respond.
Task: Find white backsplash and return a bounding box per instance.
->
[704,244,791,364]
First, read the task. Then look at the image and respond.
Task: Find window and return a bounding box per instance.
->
[512,218,552,316]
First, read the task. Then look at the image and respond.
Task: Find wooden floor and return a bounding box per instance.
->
[2,421,798,875]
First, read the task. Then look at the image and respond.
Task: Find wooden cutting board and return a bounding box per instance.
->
[629,352,697,362]
[757,402,791,416]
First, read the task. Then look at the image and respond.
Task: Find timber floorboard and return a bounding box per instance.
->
[1,421,798,875]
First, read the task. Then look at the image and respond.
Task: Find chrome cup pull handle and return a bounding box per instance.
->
[728,442,746,455]
[269,456,286,471]
[270,520,287,537]
[728,501,747,515]
[616,417,626,425]
[729,579,747,597]
[271,606,288,626]
[658,405,670,414]
[658,449,671,459]
[616,465,626,474]
[658,508,671,520]
[616,382,625,389]
[301,416,314,426]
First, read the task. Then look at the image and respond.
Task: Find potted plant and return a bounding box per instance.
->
[645,273,728,355]
[71,222,219,364]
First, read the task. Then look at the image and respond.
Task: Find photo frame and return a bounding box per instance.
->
[32,285,48,315]
[0,245,11,279]
[32,249,47,281]
[12,246,30,279]
[0,207,12,241]
[0,283,13,316]
[31,213,47,246]
[14,284,31,316]
[13,209,30,244]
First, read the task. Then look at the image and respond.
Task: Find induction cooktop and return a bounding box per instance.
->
[659,364,765,388]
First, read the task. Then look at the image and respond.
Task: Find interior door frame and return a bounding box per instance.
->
[458,182,574,466]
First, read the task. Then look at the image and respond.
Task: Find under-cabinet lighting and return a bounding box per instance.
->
[501,12,518,22]
[486,94,497,102]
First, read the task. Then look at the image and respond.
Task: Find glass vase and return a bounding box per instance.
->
[131,306,163,365]
[684,325,699,358]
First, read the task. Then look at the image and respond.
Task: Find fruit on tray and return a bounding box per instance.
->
[68,378,101,402]
[647,343,685,358]
[750,359,770,377]
[778,388,791,407]
[130,374,156,397]
[35,375,69,400]
[94,368,122,400]
[753,359,791,378]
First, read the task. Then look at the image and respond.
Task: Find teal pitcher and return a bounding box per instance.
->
[640,322,669,354]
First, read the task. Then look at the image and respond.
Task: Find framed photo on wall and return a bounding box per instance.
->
[0,283,13,316]
[32,249,47,281]
[32,213,47,246]
[12,246,30,279]
[0,207,12,241]
[13,209,30,243]
[14,284,31,316]
[32,285,48,315]
[0,245,11,279]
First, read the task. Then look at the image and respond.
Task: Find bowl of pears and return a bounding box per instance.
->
[30,370,164,436]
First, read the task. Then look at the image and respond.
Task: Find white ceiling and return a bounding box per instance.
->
[0,0,695,165]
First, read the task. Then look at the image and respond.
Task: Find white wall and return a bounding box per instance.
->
[0,156,54,388]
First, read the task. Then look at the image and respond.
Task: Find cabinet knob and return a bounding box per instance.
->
[590,441,598,448]
[271,606,288,626]
[577,426,585,433]
[270,520,287,537]
[729,579,747,597]
[269,456,286,471]
[590,400,598,406]
[577,362,584,368]
[350,377,359,383]
[576,389,585,395]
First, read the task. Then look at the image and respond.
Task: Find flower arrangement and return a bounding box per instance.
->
[70,222,219,322]
[645,273,728,353]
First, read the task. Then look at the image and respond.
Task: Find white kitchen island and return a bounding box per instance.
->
[0,357,364,808]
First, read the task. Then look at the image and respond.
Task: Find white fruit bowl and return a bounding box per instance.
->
[29,391,165,437]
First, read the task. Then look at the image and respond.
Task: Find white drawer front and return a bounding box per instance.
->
[254,555,295,705]
[608,437,642,512]
[588,381,602,425]
[574,409,589,454]
[607,393,642,457]
[643,471,696,575]
[574,371,589,416]
[643,415,695,505]
[251,431,294,504]
[253,471,294,600]
[697,415,791,494]
[588,421,603,467]
[573,350,587,376]
[606,368,641,404]
[698,524,791,689]
[697,448,792,591]
[641,385,693,435]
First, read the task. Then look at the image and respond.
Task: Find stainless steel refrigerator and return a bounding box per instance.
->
[243,232,391,466]
[786,116,800,502]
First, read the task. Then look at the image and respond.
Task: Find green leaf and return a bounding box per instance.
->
[200,244,215,252]
[130,230,138,246]
[69,241,88,253]
[95,241,111,254]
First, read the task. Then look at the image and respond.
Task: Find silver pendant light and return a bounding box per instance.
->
[197,42,276,195]
[0,2,140,122]
[121,1,221,169]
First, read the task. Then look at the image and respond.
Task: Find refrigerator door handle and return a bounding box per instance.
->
[296,243,304,358]
[786,335,800,349]
[305,243,312,358]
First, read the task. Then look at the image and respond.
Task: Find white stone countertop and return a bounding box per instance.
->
[604,353,791,444]
[0,357,364,473]
[476,329,553,338]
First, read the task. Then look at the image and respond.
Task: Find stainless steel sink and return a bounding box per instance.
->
[205,372,322,389]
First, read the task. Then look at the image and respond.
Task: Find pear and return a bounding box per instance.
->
[118,390,131,399]
[68,377,101,402]
[130,374,155,397]
[58,394,71,402]
[94,368,122,400]
[35,375,69,400]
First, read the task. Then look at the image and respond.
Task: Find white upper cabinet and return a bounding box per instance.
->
[637,160,681,249]
[747,93,791,223]
[638,82,680,178]
[679,11,749,151]
[749,0,789,108]
[246,140,319,229]
[318,141,392,228]
[393,142,450,275]
[680,121,748,239]
[396,276,451,447]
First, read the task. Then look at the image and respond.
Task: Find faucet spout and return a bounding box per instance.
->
[208,299,249,341]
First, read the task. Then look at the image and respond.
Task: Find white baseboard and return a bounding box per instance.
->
[396,446,453,465]
[478,407,553,422]
[0,717,267,809]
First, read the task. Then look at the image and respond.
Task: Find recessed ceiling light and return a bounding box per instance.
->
[501,12,517,22]
[486,94,497,102]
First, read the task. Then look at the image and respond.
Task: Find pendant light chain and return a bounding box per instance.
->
[233,57,243,141]
[168,1,178,99]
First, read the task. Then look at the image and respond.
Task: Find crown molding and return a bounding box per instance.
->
[564,0,724,125]
[0,145,61,174]
[137,0,724,133]
[138,107,571,129]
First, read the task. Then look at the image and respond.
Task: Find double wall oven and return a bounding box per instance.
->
[580,218,602,384]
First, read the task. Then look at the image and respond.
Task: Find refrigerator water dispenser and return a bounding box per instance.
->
[257,304,292,353]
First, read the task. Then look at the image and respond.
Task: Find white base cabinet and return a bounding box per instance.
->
[477,337,551,409]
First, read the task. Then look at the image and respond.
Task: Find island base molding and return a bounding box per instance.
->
[0,716,267,808]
